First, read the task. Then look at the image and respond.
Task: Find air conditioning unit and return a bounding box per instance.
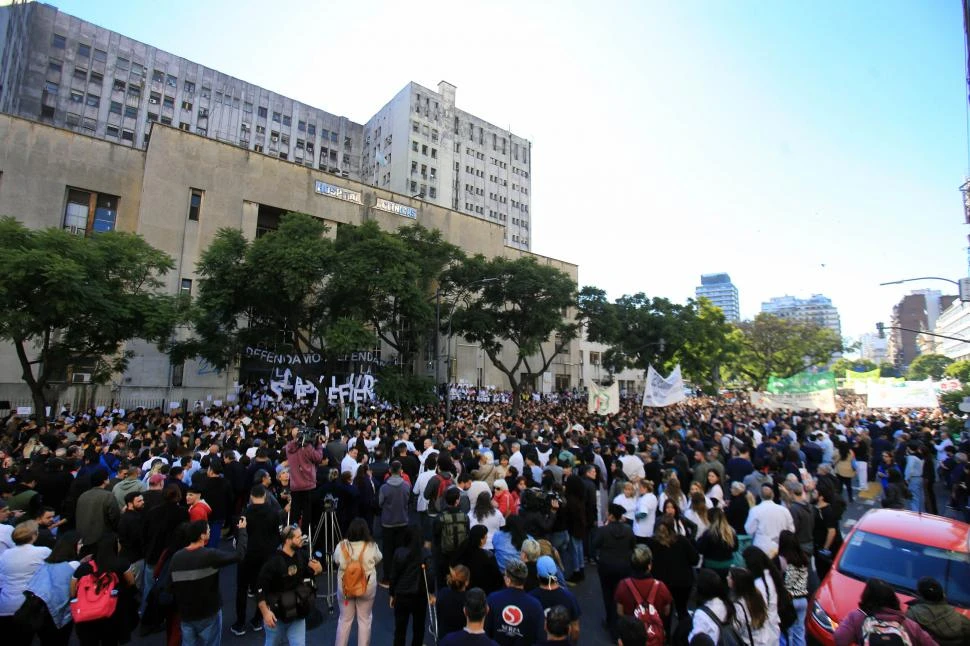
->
[271,135,279,142]
[149,98,158,104]
[72,372,92,384]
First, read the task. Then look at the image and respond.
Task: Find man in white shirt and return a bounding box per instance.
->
[619,445,645,482]
[508,442,525,475]
[0,502,15,556]
[418,438,439,474]
[744,485,794,558]
[340,446,360,479]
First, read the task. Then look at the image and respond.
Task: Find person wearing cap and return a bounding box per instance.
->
[439,587,500,646]
[485,559,544,645]
[528,557,580,642]
[905,575,970,645]
[75,467,121,549]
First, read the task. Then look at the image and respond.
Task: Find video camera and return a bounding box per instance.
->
[322,493,338,512]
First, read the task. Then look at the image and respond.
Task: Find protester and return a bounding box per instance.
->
[24,531,80,646]
[452,525,503,595]
[744,485,794,558]
[0,520,52,644]
[904,575,970,646]
[689,568,735,644]
[485,559,544,646]
[645,516,698,624]
[334,518,382,646]
[389,526,434,646]
[833,578,936,646]
[592,502,636,635]
[436,565,471,640]
[613,545,672,636]
[777,530,810,646]
[438,587,500,646]
[72,532,139,646]
[256,523,322,646]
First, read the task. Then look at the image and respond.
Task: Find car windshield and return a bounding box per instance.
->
[838,529,970,608]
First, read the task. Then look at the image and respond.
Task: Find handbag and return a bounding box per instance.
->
[269,579,317,622]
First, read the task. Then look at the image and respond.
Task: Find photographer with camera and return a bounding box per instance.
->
[256,524,322,646]
[285,426,324,532]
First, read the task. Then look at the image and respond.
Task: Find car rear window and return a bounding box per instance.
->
[838,529,970,608]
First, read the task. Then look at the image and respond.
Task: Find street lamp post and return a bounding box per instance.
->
[880,276,970,302]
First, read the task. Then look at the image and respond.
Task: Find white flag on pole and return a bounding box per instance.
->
[642,364,687,407]
[588,381,620,415]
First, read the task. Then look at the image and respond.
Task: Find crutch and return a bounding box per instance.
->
[422,562,439,644]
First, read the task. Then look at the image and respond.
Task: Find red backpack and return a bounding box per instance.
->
[70,561,119,623]
[622,578,665,646]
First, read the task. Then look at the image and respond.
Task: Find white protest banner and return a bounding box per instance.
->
[16,406,31,415]
[750,390,837,413]
[866,381,939,409]
[168,401,180,410]
[642,364,687,407]
[213,400,223,407]
[588,381,620,415]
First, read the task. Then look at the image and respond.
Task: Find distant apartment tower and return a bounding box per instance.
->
[362,82,532,250]
[858,333,888,365]
[886,290,957,371]
[695,273,740,322]
[0,2,532,249]
[761,294,842,336]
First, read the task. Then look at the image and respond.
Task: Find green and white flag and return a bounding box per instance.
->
[766,371,835,394]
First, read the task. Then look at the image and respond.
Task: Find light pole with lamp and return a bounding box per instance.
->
[879,276,970,302]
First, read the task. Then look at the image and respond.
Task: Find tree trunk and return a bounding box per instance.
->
[29,383,48,424]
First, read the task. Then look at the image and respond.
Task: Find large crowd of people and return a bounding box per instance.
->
[0,385,969,646]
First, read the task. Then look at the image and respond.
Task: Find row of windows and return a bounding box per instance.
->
[465,202,484,215]
[512,167,530,179]
[511,217,529,230]
[510,234,528,244]
[411,121,439,143]
[463,147,485,160]
[408,181,437,198]
[488,192,508,204]
[488,175,508,187]
[511,183,529,195]
[410,140,438,158]
[46,47,350,148]
[464,184,483,196]
[410,162,437,179]
[488,210,507,221]
[463,164,484,178]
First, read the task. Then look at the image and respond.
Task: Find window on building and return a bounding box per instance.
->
[69,90,83,104]
[254,144,264,153]
[181,100,192,111]
[127,85,141,98]
[92,48,107,63]
[272,111,281,123]
[166,74,177,88]
[113,78,126,92]
[258,106,268,118]
[244,102,253,113]
[330,131,338,143]
[90,71,103,84]
[147,112,158,122]
[121,129,134,142]
[429,187,436,198]
[179,278,193,297]
[148,91,161,105]
[73,67,87,81]
[297,120,306,132]
[421,144,428,155]
[116,57,129,70]
[51,33,66,49]
[77,43,91,58]
[106,125,119,138]
[280,134,289,146]
[48,59,62,75]
[256,124,265,135]
[431,148,437,159]
[179,123,190,131]
[41,105,55,120]
[163,96,174,109]
[160,116,172,125]
[282,115,291,127]
[307,124,315,136]
[171,361,184,387]
[412,140,418,152]
[188,188,203,221]
[63,188,119,235]
[183,80,195,94]
[45,81,59,95]
[130,62,144,76]
[124,105,137,119]
[152,69,165,83]
[200,86,210,98]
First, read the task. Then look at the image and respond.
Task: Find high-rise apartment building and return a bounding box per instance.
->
[761,294,842,336]
[362,82,532,250]
[0,1,532,249]
[886,290,957,371]
[858,332,888,365]
[695,273,740,322]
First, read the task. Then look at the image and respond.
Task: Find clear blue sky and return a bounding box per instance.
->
[52,0,970,340]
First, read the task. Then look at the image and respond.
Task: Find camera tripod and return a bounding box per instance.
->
[309,499,342,613]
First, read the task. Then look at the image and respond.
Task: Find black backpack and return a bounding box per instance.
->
[696,604,749,646]
[439,508,468,555]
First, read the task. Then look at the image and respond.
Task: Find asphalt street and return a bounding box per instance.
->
[124,483,957,646]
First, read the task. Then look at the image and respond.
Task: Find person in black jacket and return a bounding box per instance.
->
[232,484,282,635]
[390,526,434,646]
[646,516,699,623]
[199,460,233,547]
[451,525,502,594]
[592,503,636,635]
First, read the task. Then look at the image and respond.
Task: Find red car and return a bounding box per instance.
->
[807,509,970,645]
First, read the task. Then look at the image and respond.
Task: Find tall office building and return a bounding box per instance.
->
[761,294,842,336]
[0,1,532,249]
[858,333,889,365]
[695,273,740,322]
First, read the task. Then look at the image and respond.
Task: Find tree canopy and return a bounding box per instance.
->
[943,359,970,382]
[729,314,843,389]
[906,353,953,381]
[0,217,177,417]
[447,255,578,412]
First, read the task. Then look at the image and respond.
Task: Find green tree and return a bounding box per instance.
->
[446,255,578,413]
[878,361,899,378]
[944,359,970,382]
[728,314,843,390]
[0,217,177,417]
[939,384,970,411]
[906,353,953,381]
[675,298,741,394]
[179,213,373,369]
[831,357,877,377]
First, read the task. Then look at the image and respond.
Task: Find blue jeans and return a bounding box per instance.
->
[264,618,306,646]
[786,597,808,646]
[909,478,923,512]
[567,536,584,575]
[208,520,224,547]
[182,609,223,646]
[550,530,570,573]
